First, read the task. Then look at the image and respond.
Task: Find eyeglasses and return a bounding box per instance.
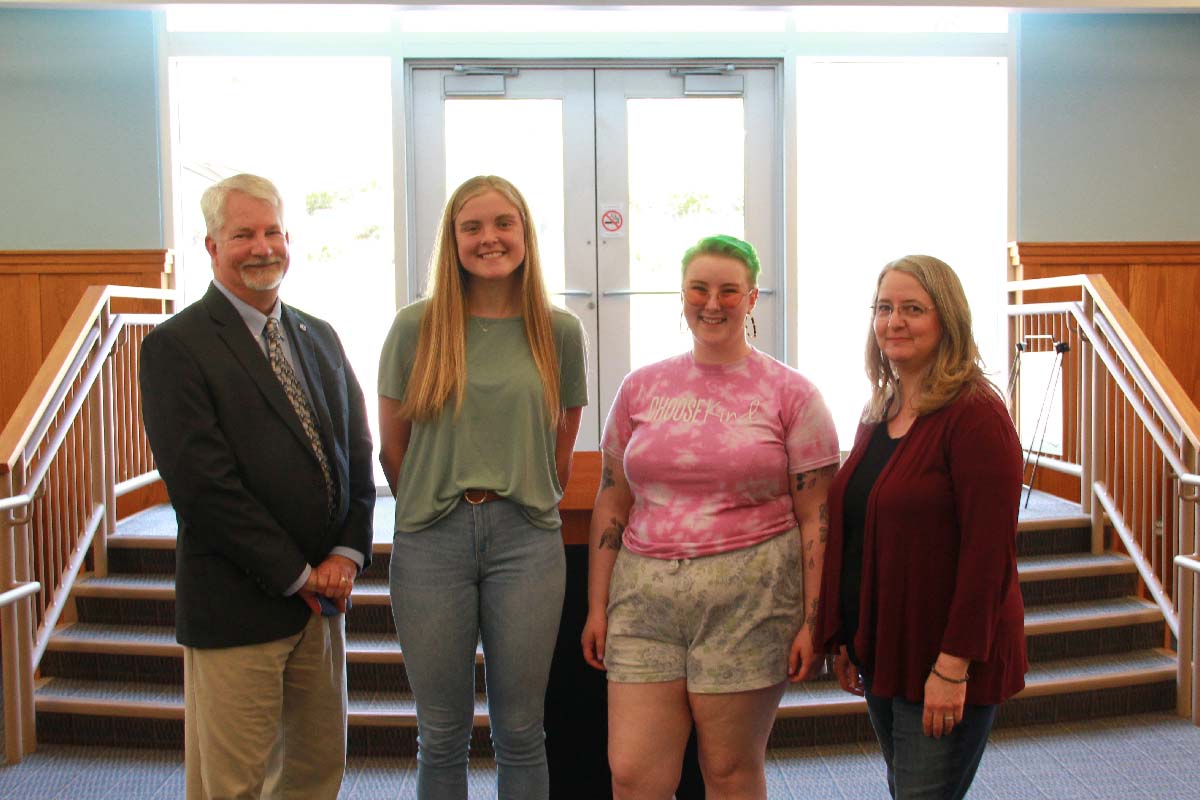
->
[871,302,934,320]
[683,286,749,309]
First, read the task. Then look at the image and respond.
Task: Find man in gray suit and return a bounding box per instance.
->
[140,173,375,799]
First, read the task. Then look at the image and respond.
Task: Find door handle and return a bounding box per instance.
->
[554,289,594,297]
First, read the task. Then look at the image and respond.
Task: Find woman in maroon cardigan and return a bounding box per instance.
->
[816,255,1026,800]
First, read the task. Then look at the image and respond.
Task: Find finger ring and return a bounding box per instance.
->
[340,577,348,584]
[944,715,954,722]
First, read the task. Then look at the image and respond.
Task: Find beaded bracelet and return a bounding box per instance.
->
[930,665,970,684]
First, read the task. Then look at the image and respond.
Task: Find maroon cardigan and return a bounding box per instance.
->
[816,385,1028,705]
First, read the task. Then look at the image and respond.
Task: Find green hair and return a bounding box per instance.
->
[681,234,761,286]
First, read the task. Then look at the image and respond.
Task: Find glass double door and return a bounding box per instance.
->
[408,62,780,447]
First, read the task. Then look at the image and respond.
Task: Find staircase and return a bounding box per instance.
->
[769,488,1175,745]
[32,489,1176,754]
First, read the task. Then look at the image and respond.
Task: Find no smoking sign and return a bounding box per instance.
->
[599,204,626,238]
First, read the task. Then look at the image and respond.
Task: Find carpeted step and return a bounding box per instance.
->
[43,622,484,664]
[744,647,1178,748]
[40,646,1173,754]
[40,622,485,693]
[33,677,491,755]
[1023,597,1165,661]
[74,573,394,633]
[1017,552,1138,605]
[72,490,1176,757]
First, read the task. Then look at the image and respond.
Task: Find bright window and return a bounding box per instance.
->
[166,5,391,32]
[626,97,747,370]
[170,57,394,462]
[795,58,1008,444]
[791,8,1008,33]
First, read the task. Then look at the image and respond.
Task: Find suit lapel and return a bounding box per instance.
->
[202,286,314,456]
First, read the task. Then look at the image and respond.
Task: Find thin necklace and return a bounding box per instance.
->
[474,317,490,333]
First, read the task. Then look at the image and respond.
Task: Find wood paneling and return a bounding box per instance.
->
[561,451,601,546]
[0,250,172,426]
[1011,242,1200,406]
[0,274,43,426]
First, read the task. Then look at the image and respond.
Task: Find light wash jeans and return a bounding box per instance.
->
[389,499,566,800]
[864,684,997,800]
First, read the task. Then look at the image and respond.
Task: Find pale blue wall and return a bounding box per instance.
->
[2,10,1198,248]
[1017,13,1200,241]
[0,9,162,248]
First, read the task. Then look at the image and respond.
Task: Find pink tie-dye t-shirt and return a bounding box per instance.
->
[602,349,840,560]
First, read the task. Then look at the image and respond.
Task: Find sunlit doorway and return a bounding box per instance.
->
[408,62,782,447]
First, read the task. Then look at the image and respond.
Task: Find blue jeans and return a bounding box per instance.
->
[864,685,997,800]
[390,500,566,800]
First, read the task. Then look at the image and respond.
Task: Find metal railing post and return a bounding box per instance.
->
[101,309,118,543]
[1178,445,1199,720]
[1088,301,1107,554]
[12,472,36,757]
[1176,554,1200,725]
[1180,552,1196,720]
[1,469,24,764]
[0,459,38,763]
[1079,292,1094,518]
[90,309,116,578]
[1006,280,1021,427]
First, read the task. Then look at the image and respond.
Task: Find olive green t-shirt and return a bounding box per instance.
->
[378,299,588,532]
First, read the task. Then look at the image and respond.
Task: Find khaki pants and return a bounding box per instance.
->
[184,613,348,800]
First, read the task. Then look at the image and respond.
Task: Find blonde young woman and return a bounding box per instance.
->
[378,176,587,800]
[816,255,1027,800]
[582,235,839,799]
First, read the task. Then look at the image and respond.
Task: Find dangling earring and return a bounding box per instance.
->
[744,314,758,339]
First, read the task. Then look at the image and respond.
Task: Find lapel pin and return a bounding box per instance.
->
[299,323,308,332]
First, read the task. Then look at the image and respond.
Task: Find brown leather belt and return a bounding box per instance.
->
[463,489,503,505]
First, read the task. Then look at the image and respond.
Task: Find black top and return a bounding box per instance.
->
[839,420,901,664]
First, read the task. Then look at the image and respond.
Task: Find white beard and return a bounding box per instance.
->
[239,262,286,292]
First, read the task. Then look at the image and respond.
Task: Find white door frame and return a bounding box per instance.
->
[406,59,784,447]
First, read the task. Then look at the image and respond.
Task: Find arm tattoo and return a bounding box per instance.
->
[796,464,838,493]
[600,465,615,491]
[598,517,625,551]
[819,503,829,543]
[805,599,819,630]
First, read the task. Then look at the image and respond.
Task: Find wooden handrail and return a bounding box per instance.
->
[1008,241,1200,264]
[0,285,176,476]
[1009,266,1200,724]
[1006,273,1200,451]
[0,282,175,764]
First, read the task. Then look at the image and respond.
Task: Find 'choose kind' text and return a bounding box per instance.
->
[646,396,763,425]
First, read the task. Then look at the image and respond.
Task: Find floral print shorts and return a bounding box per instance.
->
[604,527,804,693]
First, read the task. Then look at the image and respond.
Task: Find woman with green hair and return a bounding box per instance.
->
[582,234,839,799]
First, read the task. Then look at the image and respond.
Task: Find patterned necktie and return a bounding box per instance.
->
[264,317,335,513]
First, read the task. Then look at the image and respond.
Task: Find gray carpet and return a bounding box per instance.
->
[2,711,1199,798]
